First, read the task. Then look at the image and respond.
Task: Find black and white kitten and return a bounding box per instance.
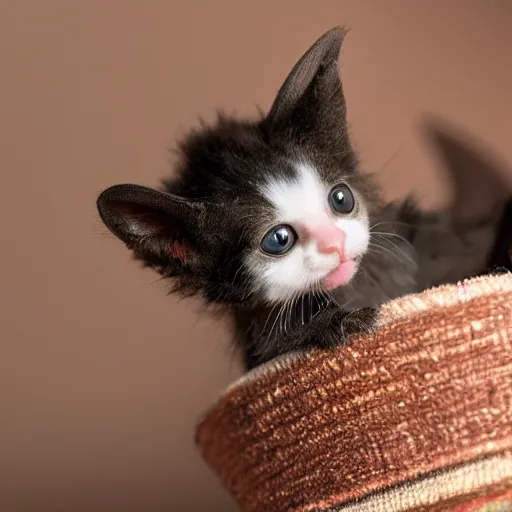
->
[97,28,504,370]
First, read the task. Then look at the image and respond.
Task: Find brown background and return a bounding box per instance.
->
[1,1,512,511]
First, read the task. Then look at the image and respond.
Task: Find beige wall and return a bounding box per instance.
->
[1,1,511,511]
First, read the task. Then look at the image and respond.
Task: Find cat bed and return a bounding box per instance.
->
[195,273,512,511]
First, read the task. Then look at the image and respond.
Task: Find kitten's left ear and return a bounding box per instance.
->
[264,27,348,141]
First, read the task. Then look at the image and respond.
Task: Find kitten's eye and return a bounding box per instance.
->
[260,225,297,256]
[329,184,355,214]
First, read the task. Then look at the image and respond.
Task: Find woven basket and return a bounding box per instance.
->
[196,274,512,512]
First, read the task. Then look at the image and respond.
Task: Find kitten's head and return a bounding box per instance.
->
[97,27,378,309]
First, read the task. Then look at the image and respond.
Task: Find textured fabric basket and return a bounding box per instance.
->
[196,274,512,512]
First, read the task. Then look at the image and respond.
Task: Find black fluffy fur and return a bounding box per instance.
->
[97,28,506,370]
[486,199,512,273]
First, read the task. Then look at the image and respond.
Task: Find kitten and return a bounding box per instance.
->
[97,27,503,370]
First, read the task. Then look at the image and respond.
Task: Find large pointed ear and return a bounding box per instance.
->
[97,184,206,267]
[264,27,347,141]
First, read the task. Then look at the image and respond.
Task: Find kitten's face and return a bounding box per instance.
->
[246,160,370,303]
[97,28,375,309]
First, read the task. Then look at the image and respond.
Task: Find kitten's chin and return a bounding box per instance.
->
[322,259,357,290]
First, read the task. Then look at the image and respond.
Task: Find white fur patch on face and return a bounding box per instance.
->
[245,162,370,303]
[260,162,327,222]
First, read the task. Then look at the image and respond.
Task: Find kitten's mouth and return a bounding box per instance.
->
[322,259,357,290]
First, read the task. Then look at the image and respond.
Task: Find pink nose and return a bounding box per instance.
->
[312,223,346,258]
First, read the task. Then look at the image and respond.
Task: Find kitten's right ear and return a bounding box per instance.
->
[97,184,206,267]
[264,27,347,139]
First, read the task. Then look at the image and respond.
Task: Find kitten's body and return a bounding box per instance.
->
[97,28,505,370]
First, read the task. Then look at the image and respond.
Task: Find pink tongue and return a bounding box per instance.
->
[323,260,356,290]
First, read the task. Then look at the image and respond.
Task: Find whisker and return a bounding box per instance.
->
[371,236,417,265]
[261,301,280,335]
[147,275,167,286]
[368,240,416,266]
[230,265,245,287]
[371,231,413,246]
[266,302,286,348]
[370,220,414,230]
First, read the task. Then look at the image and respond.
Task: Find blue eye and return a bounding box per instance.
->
[260,225,297,256]
[329,184,355,214]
